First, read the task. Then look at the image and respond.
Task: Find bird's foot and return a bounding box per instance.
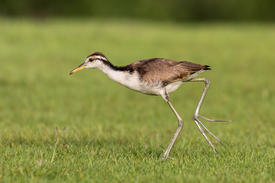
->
[160,154,174,161]
[198,115,234,122]
[192,114,227,152]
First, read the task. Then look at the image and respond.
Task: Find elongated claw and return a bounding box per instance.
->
[194,116,226,148]
[192,117,218,153]
[198,115,234,122]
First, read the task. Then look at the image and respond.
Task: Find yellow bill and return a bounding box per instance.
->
[69,63,85,75]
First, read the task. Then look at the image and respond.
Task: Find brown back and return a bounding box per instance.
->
[128,58,210,85]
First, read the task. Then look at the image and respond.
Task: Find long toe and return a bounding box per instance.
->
[198,115,233,122]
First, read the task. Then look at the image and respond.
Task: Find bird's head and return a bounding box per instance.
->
[69,52,108,75]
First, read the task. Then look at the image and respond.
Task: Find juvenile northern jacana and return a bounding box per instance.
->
[70,52,229,159]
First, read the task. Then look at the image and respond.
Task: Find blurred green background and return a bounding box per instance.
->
[0,1,275,182]
[0,0,275,21]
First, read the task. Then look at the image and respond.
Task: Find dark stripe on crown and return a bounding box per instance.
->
[87,52,107,59]
[87,52,134,73]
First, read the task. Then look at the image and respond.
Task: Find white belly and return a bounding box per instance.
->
[108,71,182,95]
[164,81,183,93]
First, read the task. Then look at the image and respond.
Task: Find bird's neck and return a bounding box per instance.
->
[97,60,132,85]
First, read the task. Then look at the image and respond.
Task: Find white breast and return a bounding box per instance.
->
[111,71,163,95]
[103,68,183,96]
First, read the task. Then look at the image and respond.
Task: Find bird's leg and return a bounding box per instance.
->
[189,78,231,153]
[161,91,184,160]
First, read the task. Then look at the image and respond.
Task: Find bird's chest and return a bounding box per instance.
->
[107,71,163,95]
[107,71,182,95]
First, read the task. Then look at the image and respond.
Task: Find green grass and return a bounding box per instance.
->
[0,19,275,182]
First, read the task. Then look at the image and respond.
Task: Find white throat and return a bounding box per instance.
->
[96,62,130,85]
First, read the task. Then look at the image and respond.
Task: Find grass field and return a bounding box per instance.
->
[0,19,275,182]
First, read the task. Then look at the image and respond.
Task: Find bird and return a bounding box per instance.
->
[70,52,230,159]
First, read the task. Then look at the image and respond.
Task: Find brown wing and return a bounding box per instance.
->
[128,58,210,84]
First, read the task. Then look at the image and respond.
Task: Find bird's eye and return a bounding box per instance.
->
[89,58,93,62]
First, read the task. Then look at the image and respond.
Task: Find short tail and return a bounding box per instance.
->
[204,65,211,70]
